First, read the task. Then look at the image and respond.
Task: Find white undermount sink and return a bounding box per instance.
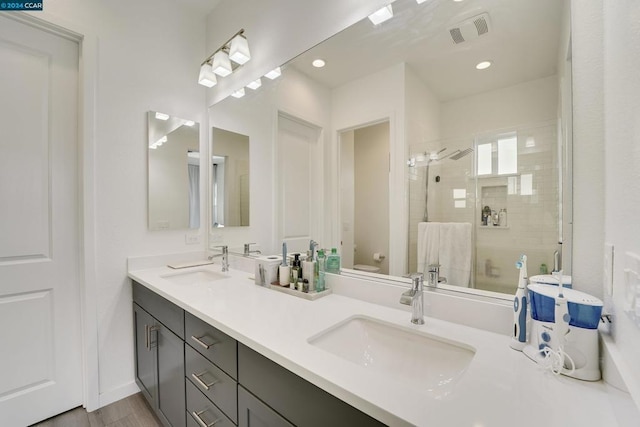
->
[160,268,227,285]
[308,316,475,399]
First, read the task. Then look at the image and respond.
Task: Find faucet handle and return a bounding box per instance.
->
[408,272,424,290]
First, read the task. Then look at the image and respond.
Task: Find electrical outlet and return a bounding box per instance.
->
[604,243,614,296]
[185,234,201,245]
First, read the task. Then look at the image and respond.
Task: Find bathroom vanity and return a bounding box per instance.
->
[129,260,634,427]
[133,280,382,427]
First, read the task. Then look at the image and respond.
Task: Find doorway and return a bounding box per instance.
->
[340,121,390,275]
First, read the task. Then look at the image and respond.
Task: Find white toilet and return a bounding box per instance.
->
[353,264,380,273]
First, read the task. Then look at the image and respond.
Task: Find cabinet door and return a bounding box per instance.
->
[238,386,294,427]
[156,325,186,427]
[133,303,157,406]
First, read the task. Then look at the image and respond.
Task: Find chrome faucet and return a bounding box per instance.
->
[428,264,440,287]
[399,273,425,325]
[243,243,261,257]
[208,245,229,272]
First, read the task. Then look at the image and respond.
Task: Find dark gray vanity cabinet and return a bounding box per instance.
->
[133,283,186,427]
[184,311,238,425]
[238,385,294,427]
[238,343,385,427]
[132,281,385,427]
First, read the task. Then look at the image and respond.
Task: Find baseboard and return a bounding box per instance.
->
[96,381,141,410]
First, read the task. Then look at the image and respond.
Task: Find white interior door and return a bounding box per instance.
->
[277,113,323,253]
[0,15,83,426]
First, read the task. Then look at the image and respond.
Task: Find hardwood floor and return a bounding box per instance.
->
[30,393,162,427]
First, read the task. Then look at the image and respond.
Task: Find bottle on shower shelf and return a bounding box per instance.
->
[499,208,507,227]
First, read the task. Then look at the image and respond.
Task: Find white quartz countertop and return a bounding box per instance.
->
[128,263,634,427]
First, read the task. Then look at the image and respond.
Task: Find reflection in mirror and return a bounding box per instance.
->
[211,127,250,227]
[206,0,571,298]
[147,111,200,230]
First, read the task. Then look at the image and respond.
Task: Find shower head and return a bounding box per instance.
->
[449,147,473,160]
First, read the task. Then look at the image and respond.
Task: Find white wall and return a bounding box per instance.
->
[602,0,640,407]
[441,75,559,138]
[571,0,605,300]
[204,0,390,104]
[208,66,332,254]
[31,0,207,407]
[331,63,407,275]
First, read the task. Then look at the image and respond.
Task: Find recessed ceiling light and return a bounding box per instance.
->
[155,112,170,121]
[475,60,492,70]
[183,120,195,127]
[416,0,430,3]
[368,5,393,25]
[453,0,464,2]
[312,59,326,68]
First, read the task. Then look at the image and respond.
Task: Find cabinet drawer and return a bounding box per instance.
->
[238,386,293,427]
[186,380,235,427]
[238,343,385,427]
[133,281,184,339]
[186,344,237,423]
[185,311,237,379]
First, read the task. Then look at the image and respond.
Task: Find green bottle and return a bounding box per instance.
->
[326,248,341,274]
[316,249,326,292]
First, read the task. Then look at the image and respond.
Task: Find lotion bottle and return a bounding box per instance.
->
[326,248,341,274]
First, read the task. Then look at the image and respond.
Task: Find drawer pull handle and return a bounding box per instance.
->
[192,410,220,427]
[191,371,219,391]
[191,334,217,349]
[145,325,160,350]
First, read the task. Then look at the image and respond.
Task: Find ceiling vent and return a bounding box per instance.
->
[448,13,491,44]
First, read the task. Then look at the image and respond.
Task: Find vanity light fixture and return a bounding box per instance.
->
[198,29,250,87]
[212,50,233,77]
[149,135,167,149]
[312,59,326,68]
[155,112,170,121]
[231,88,246,98]
[198,63,217,87]
[246,78,262,90]
[264,67,282,80]
[476,60,492,70]
[368,5,393,25]
[229,33,251,65]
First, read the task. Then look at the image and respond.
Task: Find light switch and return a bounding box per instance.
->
[185,234,201,245]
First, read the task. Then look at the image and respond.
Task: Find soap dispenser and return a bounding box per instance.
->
[326,248,341,274]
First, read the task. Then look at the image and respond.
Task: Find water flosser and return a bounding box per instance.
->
[554,270,570,353]
[510,255,528,351]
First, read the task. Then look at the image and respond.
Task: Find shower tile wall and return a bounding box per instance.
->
[409,121,559,294]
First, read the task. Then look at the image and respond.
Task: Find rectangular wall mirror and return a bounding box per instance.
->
[147,111,200,230]
[211,127,250,228]
[207,0,571,299]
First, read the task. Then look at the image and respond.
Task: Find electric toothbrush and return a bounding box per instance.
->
[510,255,528,351]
